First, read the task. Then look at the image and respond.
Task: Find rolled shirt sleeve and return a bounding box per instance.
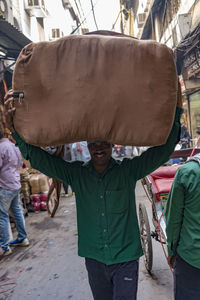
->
[127,107,183,180]
[165,169,185,256]
[12,132,79,186]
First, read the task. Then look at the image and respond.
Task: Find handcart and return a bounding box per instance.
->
[139,148,200,273]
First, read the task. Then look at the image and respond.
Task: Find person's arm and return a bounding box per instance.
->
[127,107,183,180]
[18,148,23,168]
[12,132,78,186]
[0,150,3,169]
[165,169,185,258]
[3,90,79,185]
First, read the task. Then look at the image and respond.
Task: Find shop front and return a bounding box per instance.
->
[0,15,31,101]
[0,18,51,223]
[175,22,200,141]
[188,90,200,139]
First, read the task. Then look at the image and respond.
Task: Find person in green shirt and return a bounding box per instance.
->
[4,90,182,300]
[166,154,200,300]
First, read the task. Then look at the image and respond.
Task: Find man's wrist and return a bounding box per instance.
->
[11,127,16,134]
[8,126,15,134]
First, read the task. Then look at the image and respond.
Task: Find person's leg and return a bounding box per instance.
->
[63,182,69,195]
[71,145,77,161]
[121,146,126,156]
[0,188,13,248]
[9,190,27,241]
[85,258,113,300]
[174,254,200,300]
[112,260,139,300]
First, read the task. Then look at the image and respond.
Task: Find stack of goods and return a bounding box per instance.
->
[29,173,49,211]
[31,194,47,211]
[20,168,31,212]
[0,103,10,138]
[0,105,4,133]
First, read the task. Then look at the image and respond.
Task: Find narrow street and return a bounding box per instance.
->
[0,181,173,300]
[1,0,200,299]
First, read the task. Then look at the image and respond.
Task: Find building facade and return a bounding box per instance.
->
[0,0,78,101]
[130,0,200,141]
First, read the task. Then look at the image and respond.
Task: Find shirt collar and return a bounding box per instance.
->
[82,157,119,172]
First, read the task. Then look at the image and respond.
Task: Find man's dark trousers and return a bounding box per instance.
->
[174,254,200,300]
[85,258,139,300]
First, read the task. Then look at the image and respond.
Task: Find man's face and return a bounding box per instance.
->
[88,142,112,166]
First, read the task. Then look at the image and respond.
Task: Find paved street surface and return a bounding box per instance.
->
[0,181,173,300]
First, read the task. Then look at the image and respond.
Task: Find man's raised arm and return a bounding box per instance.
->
[4,90,76,185]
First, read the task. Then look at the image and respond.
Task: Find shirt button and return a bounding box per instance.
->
[100,195,103,199]
[105,244,108,248]
[101,213,104,216]
[104,229,107,232]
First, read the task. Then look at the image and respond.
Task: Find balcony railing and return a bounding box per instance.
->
[25,0,48,18]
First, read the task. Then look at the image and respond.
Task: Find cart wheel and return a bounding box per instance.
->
[139,203,153,272]
[47,188,59,218]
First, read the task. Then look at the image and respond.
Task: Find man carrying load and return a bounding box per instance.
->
[4,88,182,300]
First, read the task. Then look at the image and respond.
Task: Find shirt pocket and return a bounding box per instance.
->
[106,189,129,213]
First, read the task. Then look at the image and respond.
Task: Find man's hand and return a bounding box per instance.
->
[167,255,176,269]
[4,89,16,133]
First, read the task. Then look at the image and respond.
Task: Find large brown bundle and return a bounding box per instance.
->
[12,31,178,147]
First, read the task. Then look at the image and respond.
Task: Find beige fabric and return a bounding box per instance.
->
[12,32,178,147]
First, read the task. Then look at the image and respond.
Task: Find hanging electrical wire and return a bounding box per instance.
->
[90,0,99,30]
[159,0,168,42]
[70,0,100,34]
[111,9,123,30]
[78,0,87,21]
[120,1,124,34]
[77,0,88,28]
[74,0,83,22]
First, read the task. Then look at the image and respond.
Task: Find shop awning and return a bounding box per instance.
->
[175,22,200,75]
[0,16,32,60]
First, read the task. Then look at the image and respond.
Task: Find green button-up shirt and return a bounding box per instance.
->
[13,107,182,265]
[166,160,200,269]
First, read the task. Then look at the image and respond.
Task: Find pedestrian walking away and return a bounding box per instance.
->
[4,89,182,299]
[180,123,191,149]
[71,141,91,162]
[0,127,29,257]
[166,153,200,300]
[63,144,73,197]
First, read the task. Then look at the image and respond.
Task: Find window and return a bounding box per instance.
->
[52,29,60,38]
[28,0,39,6]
